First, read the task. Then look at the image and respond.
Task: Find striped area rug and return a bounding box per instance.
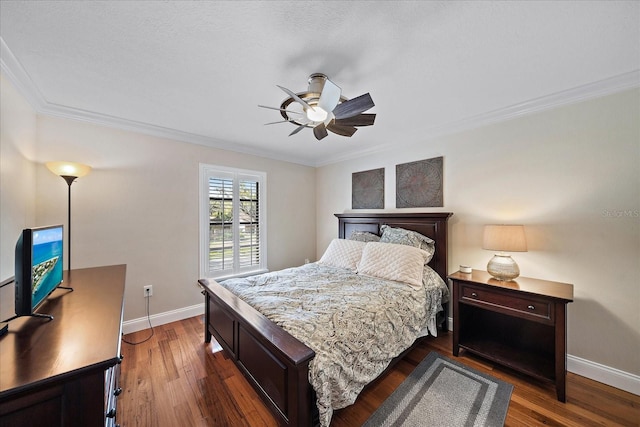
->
[363,352,513,427]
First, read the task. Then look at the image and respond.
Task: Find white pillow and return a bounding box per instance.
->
[357,242,429,289]
[318,239,366,271]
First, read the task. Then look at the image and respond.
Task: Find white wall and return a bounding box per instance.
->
[0,74,37,320]
[0,73,317,323]
[317,89,640,378]
[32,116,317,322]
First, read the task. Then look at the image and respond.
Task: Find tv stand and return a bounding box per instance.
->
[1,312,54,323]
[0,265,126,427]
[0,286,75,324]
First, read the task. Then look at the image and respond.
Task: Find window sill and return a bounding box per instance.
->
[210,269,269,281]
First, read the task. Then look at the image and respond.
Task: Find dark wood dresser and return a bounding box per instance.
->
[449,269,573,402]
[0,265,126,427]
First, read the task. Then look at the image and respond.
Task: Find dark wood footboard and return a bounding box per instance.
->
[199,278,316,427]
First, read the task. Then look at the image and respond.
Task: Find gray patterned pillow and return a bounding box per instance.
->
[379,225,435,263]
[348,230,381,242]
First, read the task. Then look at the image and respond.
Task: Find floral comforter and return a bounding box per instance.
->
[219,262,448,427]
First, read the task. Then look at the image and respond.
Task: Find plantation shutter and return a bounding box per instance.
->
[208,177,234,272]
[201,165,266,278]
[238,179,260,269]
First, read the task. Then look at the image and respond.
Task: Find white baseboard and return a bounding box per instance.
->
[568,354,640,396]
[122,303,204,335]
[445,316,639,396]
[124,311,639,397]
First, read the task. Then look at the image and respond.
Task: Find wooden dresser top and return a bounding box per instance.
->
[0,265,126,397]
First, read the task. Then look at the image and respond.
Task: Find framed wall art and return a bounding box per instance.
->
[352,167,384,209]
[396,156,443,208]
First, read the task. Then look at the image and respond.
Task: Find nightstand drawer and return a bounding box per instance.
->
[460,284,552,322]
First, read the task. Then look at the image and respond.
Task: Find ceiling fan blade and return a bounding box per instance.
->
[289,124,308,136]
[277,85,314,111]
[333,93,375,120]
[264,119,296,125]
[334,113,376,127]
[313,123,329,140]
[318,78,341,113]
[258,105,303,115]
[327,123,358,137]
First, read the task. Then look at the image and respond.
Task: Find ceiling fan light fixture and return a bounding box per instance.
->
[260,73,375,140]
[306,105,328,122]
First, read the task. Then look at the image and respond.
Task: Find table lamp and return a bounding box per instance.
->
[482,224,527,281]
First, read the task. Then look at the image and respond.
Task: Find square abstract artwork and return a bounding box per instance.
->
[396,156,443,208]
[352,168,384,209]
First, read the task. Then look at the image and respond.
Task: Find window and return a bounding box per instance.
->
[200,164,267,279]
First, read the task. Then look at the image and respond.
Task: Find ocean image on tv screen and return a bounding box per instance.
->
[32,227,63,308]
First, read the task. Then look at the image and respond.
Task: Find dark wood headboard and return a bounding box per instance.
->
[335,212,453,282]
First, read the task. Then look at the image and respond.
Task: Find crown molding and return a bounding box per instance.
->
[315,70,640,167]
[37,100,315,166]
[0,37,315,167]
[427,69,640,136]
[3,36,638,168]
[0,37,48,110]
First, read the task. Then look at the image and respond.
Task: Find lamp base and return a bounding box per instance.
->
[487,254,520,281]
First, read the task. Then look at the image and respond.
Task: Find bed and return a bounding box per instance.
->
[199,212,452,426]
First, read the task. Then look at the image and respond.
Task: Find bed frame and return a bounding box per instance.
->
[199,212,452,426]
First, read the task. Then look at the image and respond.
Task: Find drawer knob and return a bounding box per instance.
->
[106,408,116,418]
[471,292,478,297]
[527,305,535,310]
[114,387,122,396]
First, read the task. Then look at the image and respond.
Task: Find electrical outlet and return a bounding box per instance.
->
[143,285,153,298]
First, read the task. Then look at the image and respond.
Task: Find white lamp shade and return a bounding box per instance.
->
[46,161,92,178]
[483,225,527,252]
[483,224,527,280]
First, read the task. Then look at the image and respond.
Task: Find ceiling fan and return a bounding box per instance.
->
[259,73,376,140]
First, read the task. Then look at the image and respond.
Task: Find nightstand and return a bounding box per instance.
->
[448,270,574,402]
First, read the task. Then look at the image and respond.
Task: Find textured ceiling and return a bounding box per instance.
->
[1,1,638,166]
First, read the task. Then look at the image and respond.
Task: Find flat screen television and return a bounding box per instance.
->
[14,225,64,319]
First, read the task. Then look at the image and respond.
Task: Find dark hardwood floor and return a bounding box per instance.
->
[118,316,639,426]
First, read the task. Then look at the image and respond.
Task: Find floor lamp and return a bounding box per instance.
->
[45,161,92,273]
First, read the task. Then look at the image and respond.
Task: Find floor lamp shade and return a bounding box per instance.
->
[46,162,92,179]
[46,161,92,272]
[483,225,527,281]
